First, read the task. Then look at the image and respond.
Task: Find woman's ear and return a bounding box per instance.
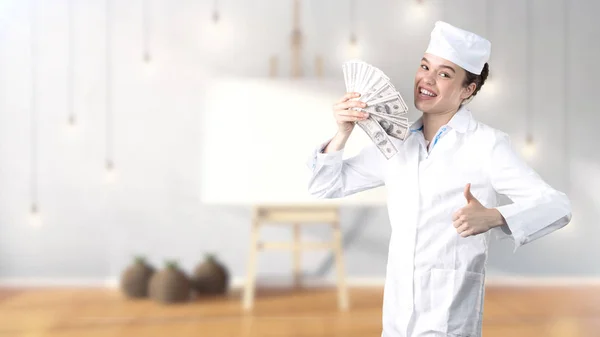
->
[461,82,477,100]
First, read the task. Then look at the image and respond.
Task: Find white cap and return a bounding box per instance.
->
[425,21,491,75]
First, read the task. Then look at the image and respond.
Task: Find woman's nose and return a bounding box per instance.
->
[424,75,435,85]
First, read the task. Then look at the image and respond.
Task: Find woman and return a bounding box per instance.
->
[306,21,571,337]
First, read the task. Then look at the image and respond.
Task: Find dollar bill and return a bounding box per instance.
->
[370,115,410,140]
[364,95,408,116]
[363,77,395,102]
[343,64,350,93]
[362,110,409,125]
[365,84,407,111]
[358,109,409,140]
[357,64,371,93]
[357,117,398,159]
[360,76,387,102]
[359,67,382,95]
[360,80,384,102]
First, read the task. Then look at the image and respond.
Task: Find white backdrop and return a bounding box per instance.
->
[200,77,388,205]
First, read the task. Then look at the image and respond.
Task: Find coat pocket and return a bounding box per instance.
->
[430,268,484,336]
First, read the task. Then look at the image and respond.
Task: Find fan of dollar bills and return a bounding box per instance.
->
[343,60,410,159]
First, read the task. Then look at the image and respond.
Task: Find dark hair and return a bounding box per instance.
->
[462,63,489,99]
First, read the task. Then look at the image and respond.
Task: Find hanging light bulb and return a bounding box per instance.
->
[30,0,42,228]
[521,0,535,161]
[142,50,156,77]
[484,0,493,82]
[141,0,155,77]
[199,0,233,54]
[29,203,42,227]
[65,114,78,139]
[64,115,80,142]
[407,0,427,22]
[105,159,117,183]
[347,0,359,58]
[482,76,498,97]
[143,50,151,63]
[212,0,219,23]
[348,33,360,58]
[522,134,536,159]
[484,79,496,95]
[66,0,77,129]
[105,0,117,183]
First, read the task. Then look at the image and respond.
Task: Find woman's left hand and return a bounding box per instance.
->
[452,183,506,237]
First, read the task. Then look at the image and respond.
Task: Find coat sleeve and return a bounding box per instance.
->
[489,131,572,251]
[306,138,384,199]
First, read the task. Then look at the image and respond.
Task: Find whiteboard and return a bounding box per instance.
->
[199,77,388,206]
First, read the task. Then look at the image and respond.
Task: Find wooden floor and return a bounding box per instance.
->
[1,286,600,337]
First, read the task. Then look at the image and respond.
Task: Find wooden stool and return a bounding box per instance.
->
[242,204,349,311]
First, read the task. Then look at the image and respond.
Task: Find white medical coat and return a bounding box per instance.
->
[306,106,572,337]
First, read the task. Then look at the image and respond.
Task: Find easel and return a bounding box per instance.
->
[242,204,349,311]
[243,0,349,312]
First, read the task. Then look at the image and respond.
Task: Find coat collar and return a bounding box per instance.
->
[409,105,474,134]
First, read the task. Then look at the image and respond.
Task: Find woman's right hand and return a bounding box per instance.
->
[332,92,369,135]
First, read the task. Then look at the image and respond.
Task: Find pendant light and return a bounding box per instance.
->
[29,0,41,227]
[348,0,359,58]
[563,0,570,193]
[522,0,536,159]
[105,0,116,183]
[212,0,220,24]
[67,0,76,127]
[142,0,151,63]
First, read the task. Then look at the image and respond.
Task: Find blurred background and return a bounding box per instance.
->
[0,0,599,336]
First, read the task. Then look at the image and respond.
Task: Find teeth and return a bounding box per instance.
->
[420,88,436,97]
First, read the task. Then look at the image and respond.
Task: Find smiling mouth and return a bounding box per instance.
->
[418,87,437,97]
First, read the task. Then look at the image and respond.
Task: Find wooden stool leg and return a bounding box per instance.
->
[243,214,260,311]
[293,223,301,287]
[332,221,349,311]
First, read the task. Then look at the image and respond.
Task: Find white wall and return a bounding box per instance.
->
[0,0,599,285]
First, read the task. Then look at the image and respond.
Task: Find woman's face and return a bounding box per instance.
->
[413,53,476,115]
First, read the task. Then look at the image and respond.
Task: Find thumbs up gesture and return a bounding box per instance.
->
[452,183,506,238]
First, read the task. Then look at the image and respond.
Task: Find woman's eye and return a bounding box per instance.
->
[440,73,450,78]
[421,65,428,70]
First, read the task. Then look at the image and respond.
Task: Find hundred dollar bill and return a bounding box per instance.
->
[357,117,398,159]
[357,64,371,93]
[367,85,408,112]
[363,110,409,125]
[355,109,409,140]
[364,95,408,116]
[360,69,386,97]
[360,80,384,102]
[371,115,410,140]
[360,81,384,103]
[343,64,350,93]
[361,78,391,101]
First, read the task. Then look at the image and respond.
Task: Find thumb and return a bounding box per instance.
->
[464,183,475,203]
